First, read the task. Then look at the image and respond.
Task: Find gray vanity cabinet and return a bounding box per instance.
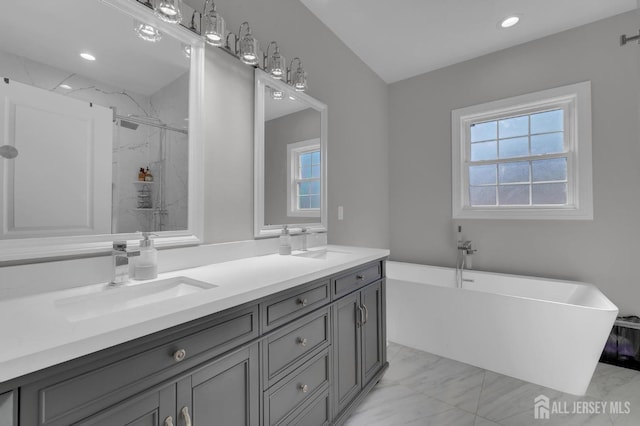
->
[179,343,260,426]
[11,257,387,426]
[72,385,175,426]
[333,279,386,419]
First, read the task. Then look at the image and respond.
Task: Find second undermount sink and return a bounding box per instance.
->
[55,277,217,322]
[292,248,351,260]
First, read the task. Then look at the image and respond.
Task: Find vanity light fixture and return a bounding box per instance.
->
[288,57,307,92]
[134,20,162,42]
[80,52,96,61]
[154,0,183,24]
[226,22,259,65]
[202,0,225,46]
[500,16,520,28]
[264,41,285,79]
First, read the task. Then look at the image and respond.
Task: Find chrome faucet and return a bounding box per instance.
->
[110,241,140,286]
[300,227,309,251]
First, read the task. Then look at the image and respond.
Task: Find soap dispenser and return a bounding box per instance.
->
[134,232,158,280]
[279,225,292,255]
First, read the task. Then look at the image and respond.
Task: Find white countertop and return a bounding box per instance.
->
[0,245,388,383]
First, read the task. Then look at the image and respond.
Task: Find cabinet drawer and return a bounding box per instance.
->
[333,262,382,297]
[265,308,330,386]
[262,280,330,332]
[36,305,258,425]
[265,350,330,426]
[288,388,330,426]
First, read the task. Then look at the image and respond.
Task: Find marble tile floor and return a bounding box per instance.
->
[344,342,640,426]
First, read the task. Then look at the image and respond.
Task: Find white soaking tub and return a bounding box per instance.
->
[386,261,618,395]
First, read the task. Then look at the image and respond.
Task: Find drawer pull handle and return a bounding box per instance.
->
[356,274,365,280]
[173,349,187,362]
[181,406,192,426]
[297,337,308,347]
[299,384,309,393]
[297,298,308,307]
[165,416,174,426]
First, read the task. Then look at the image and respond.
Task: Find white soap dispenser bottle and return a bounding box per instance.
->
[134,232,158,280]
[279,225,292,255]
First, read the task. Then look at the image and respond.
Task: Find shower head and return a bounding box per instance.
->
[0,145,18,159]
[119,120,139,130]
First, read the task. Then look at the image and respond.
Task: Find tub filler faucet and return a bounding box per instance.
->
[456,227,477,287]
[110,241,140,286]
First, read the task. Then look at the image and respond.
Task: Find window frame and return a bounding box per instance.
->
[452,81,593,220]
[287,138,321,217]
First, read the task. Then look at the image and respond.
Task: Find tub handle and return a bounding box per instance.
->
[361,303,369,325]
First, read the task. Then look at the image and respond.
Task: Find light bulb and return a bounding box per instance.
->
[135,21,162,42]
[155,0,183,24]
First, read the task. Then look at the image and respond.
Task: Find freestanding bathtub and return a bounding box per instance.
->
[386,261,618,395]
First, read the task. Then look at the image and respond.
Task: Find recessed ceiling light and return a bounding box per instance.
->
[80,52,96,61]
[500,16,520,29]
[59,84,72,90]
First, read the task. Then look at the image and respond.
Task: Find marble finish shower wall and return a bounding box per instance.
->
[149,73,189,232]
[0,50,189,234]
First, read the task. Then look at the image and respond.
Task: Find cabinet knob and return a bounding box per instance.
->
[299,384,309,393]
[181,407,192,426]
[173,348,187,362]
[297,298,308,307]
[356,274,365,280]
[164,416,174,426]
[297,337,308,347]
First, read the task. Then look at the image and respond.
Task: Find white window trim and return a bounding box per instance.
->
[452,81,593,220]
[287,138,321,217]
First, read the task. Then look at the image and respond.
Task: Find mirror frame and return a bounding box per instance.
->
[254,69,328,238]
[0,0,204,262]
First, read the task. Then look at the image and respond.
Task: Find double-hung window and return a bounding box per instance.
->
[452,82,593,219]
[287,139,321,217]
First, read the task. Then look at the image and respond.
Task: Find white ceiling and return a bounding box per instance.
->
[0,0,189,96]
[300,0,638,84]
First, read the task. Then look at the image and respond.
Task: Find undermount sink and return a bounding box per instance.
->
[55,277,217,322]
[292,248,351,260]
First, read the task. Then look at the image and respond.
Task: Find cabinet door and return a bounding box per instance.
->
[333,292,362,416]
[361,280,385,386]
[178,343,259,426]
[73,386,175,426]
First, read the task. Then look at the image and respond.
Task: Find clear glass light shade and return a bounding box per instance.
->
[269,50,285,79]
[204,10,225,46]
[154,0,183,24]
[239,34,259,65]
[271,88,284,100]
[134,20,162,42]
[293,67,307,92]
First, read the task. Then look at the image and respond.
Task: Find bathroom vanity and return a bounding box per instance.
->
[0,247,388,426]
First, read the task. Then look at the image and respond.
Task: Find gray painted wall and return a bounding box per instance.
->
[188,0,390,248]
[264,108,321,225]
[389,10,640,314]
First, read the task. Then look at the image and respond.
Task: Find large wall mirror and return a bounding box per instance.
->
[254,70,327,238]
[0,0,204,261]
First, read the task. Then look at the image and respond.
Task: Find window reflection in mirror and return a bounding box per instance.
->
[0,0,190,240]
[255,70,327,238]
[264,86,322,225]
